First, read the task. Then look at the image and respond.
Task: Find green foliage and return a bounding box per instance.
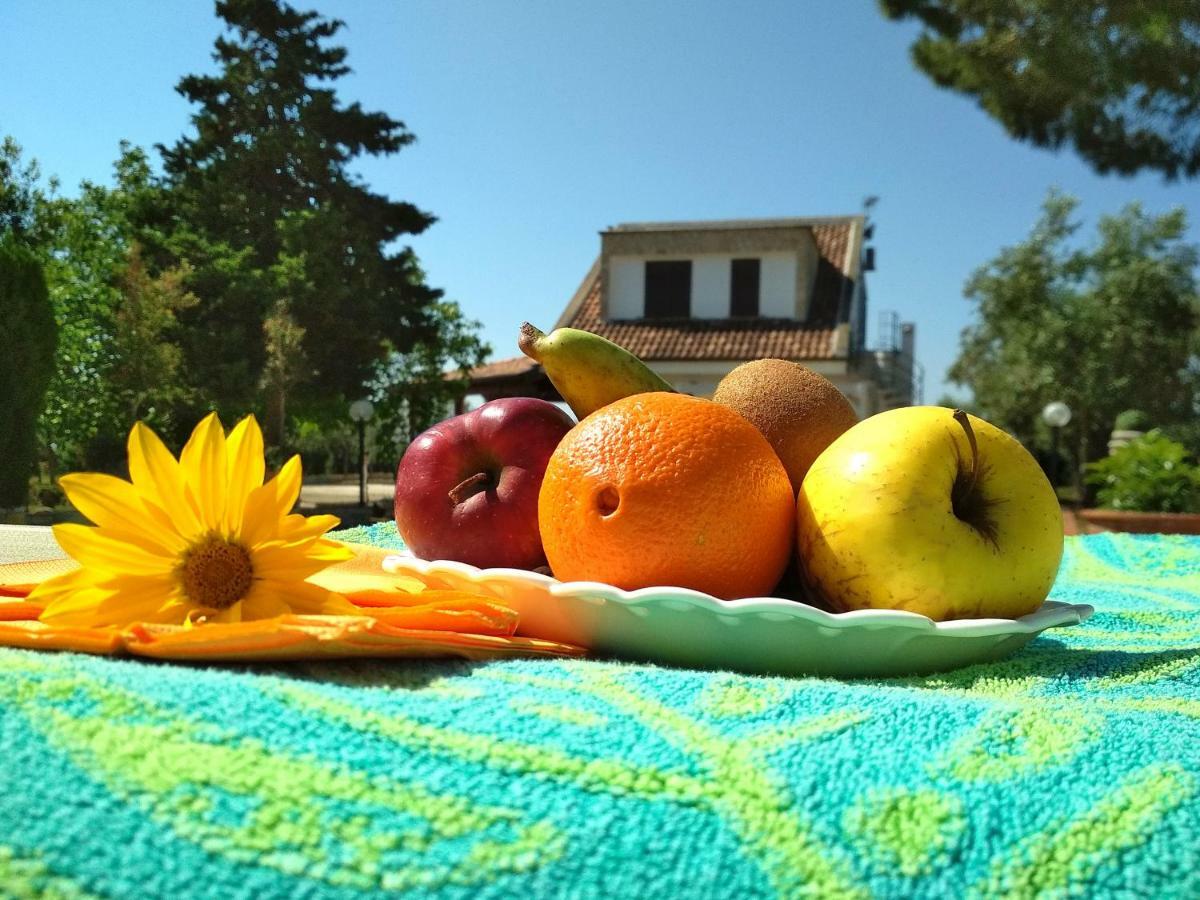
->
[33,145,186,470]
[1113,409,1152,432]
[934,393,975,414]
[260,298,309,447]
[289,417,355,475]
[0,238,57,506]
[35,482,64,508]
[110,244,198,424]
[1085,431,1200,513]
[146,0,486,432]
[880,0,1200,179]
[2,0,488,469]
[367,301,490,461]
[1161,420,1200,458]
[0,137,57,245]
[948,190,1200,486]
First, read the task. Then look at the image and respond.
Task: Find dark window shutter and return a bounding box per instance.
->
[730,258,760,317]
[644,260,691,318]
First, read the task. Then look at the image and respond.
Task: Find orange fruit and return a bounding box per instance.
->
[538,392,795,599]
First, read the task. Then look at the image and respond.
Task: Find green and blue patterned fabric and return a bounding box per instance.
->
[0,531,1197,898]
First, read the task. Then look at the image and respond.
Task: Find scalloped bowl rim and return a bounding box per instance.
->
[382,554,1094,637]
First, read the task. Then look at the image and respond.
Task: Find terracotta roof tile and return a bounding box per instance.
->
[463,356,539,381]
[564,220,855,361]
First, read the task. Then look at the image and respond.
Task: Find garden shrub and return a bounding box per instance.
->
[0,238,57,507]
[289,418,357,476]
[1113,409,1152,432]
[1085,430,1200,514]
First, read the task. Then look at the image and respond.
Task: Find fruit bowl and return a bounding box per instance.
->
[381,554,1093,678]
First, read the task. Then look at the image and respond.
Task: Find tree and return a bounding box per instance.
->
[35,145,174,471]
[0,135,120,471]
[949,191,1200,490]
[260,297,308,445]
[110,244,199,423]
[880,1,1200,178]
[0,139,201,471]
[0,136,57,244]
[150,0,484,444]
[0,238,57,506]
[368,300,489,458]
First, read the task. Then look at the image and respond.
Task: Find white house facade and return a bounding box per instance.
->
[463,216,918,419]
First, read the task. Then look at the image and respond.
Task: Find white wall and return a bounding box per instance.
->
[760,253,799,318]
[692,257,732,318]
[648,363,870,414]
[607,252,802,319]
[608,258,644,319]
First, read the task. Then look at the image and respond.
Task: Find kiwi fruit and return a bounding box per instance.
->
[713,359,858,493]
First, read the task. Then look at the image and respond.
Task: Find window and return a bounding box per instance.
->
[644,260,691,318]
[730,258,760,317]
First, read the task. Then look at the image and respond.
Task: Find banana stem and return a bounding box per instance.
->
[449,472,491,505]
[518,322,543,361]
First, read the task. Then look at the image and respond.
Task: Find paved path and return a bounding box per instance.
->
[0,525,65,564]
[299,480,394,507]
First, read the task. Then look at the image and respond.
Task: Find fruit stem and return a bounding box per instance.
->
[517,322,544,361]
[448,472,492,505]
[953,409,980,496]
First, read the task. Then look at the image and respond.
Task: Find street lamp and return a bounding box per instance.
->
[1042,401,1072,488]
[349,399,375,507]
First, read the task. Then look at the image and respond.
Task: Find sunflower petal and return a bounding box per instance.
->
[238,584,295,620]
[59,473,187,554]
[252,540,352,582]
[270,455,303,515]
[39,575,185,628]
[53,523,177,577]
[225,415,266,533]
[266,579,358,615]
[211,602,244,625]
[26,566,98,605]
[180,412,229,531]
[275,513,341,544]
[128,422,203,539]
[36,585,119,626]
[240,456,303,546]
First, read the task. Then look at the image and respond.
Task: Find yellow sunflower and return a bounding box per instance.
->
[31,413,356,627]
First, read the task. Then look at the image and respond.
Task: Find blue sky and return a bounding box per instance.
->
[3,0,1197,403]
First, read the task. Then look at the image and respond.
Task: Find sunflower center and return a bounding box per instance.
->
[180,537,254,610]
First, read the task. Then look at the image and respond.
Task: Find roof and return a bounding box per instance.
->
[462,356,539,382]
[603,215,861,233]
[559,218,860,362]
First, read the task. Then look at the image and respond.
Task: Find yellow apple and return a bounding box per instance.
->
[796,406,1063,621]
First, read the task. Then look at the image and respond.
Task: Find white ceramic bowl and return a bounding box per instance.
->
[382,555,1093,678]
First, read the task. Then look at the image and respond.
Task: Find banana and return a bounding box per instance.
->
[518,322,675,419]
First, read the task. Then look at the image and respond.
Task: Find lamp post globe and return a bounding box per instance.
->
[1041,401,1071,490]
[1042,401,1071,428]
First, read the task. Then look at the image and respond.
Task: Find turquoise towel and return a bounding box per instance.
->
[0,532,1197,898]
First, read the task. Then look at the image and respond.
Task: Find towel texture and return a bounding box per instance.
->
[0,531,1196,898]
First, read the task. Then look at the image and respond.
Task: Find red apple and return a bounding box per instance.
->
[393,398,575,569]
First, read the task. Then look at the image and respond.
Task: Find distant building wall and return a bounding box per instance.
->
[601,225,819,321]
[760,253,800,318]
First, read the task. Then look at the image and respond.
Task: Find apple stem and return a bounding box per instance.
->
[518,322,544,361]
[953,409,980,495]
[448,472,492,505]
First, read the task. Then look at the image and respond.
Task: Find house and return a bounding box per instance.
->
[461,216,919,417]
